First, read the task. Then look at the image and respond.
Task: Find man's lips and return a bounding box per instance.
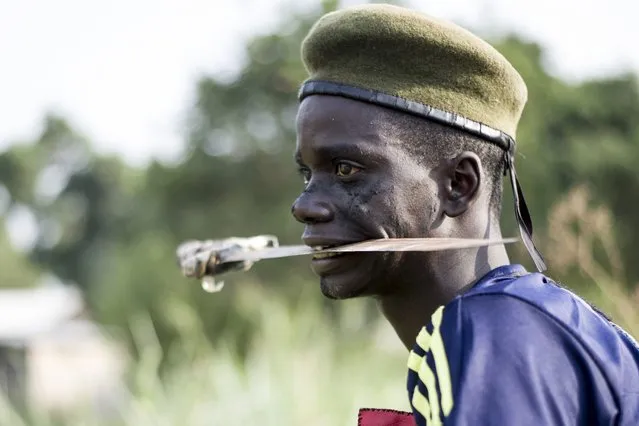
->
[309,251,354,275]
[305,241,363,260]
[311,251,346,259]
[302,237,373,275]
[302,235,367,250]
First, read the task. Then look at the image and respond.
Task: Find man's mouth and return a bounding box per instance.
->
[311,245,347,259]
[306,241,373,276]
[312,251,345,259]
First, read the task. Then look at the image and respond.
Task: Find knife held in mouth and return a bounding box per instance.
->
[176,235,518,293]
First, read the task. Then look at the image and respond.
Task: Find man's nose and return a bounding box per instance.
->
[291,190,334,224]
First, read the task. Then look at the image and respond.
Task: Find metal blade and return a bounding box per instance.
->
[176,235,519,286]
[176,236,520,293]
[220,237,518,263]
[219,244,314,262]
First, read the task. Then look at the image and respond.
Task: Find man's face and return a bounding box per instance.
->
[292,96,443,299]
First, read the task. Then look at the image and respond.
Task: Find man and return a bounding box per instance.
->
[291,4,639,425]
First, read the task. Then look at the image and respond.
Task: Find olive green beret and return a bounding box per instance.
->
[299,3,527,141]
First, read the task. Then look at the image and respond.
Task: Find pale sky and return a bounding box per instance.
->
[1,0,637,167]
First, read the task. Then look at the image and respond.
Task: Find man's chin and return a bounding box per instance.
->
[319,275,370,300]
[310,252,377,299]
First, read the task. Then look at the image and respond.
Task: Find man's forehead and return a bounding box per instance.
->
[294,96,413,164]
[296,95,384,126]
[295,96,394,147]
[295,95,440,144]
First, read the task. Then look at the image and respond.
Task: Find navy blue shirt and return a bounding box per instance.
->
[406,265,639,425]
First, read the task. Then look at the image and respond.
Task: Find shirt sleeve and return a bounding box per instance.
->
[406,294,617,426]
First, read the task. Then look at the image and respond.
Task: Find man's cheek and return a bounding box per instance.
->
[373,197,408,234]
[345,181,388,215]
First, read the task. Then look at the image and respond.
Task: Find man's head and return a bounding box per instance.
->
[293,96,504,299]
[291,4,533,299]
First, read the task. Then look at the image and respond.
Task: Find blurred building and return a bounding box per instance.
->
[0,283,126,414]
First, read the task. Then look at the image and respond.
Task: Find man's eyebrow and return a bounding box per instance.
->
[312,142,380,160]
[294,141,385,166]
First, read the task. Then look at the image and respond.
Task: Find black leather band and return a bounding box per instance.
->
[299,80,515,154]
[298,80,547,272]
[505,154,547,272]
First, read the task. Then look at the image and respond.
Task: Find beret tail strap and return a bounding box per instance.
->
[506,152,546,272]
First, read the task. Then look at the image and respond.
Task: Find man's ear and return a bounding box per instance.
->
[441,152,482,217]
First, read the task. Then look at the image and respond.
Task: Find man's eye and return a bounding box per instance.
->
[298,167,311,185]
[336,162,361,177]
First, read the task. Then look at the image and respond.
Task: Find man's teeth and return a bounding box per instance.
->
[312,251,341,259]
[312,245,337,251]
[311,245,346,259]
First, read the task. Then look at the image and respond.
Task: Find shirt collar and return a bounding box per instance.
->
[475,264,528,286]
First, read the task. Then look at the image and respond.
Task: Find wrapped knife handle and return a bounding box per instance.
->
[176,235,279,279]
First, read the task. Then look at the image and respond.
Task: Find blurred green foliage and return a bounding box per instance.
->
[0,1,638,423]
[1,286,410,426]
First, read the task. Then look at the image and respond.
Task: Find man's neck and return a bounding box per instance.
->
[376,242,510,350]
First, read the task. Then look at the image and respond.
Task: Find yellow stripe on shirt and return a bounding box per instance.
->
[412,385,432,425]
[415,325,432,352]
[407,305,455,423]
[418,353,442,426]
[430,306,454,416]
[408,351,422,372]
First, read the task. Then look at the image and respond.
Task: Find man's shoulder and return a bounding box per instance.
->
[438,267,639,395]
[409,269,639,425]
[457,268,638,353]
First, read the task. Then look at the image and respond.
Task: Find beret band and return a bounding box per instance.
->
[298,80,515,155]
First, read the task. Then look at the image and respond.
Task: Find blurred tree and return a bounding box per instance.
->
[497,38,639,286]
[0,115,138,292]
[0,222,42,288]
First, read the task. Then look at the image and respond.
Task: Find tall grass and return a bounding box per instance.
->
[545,185,639,336]
[2,285,409,426]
